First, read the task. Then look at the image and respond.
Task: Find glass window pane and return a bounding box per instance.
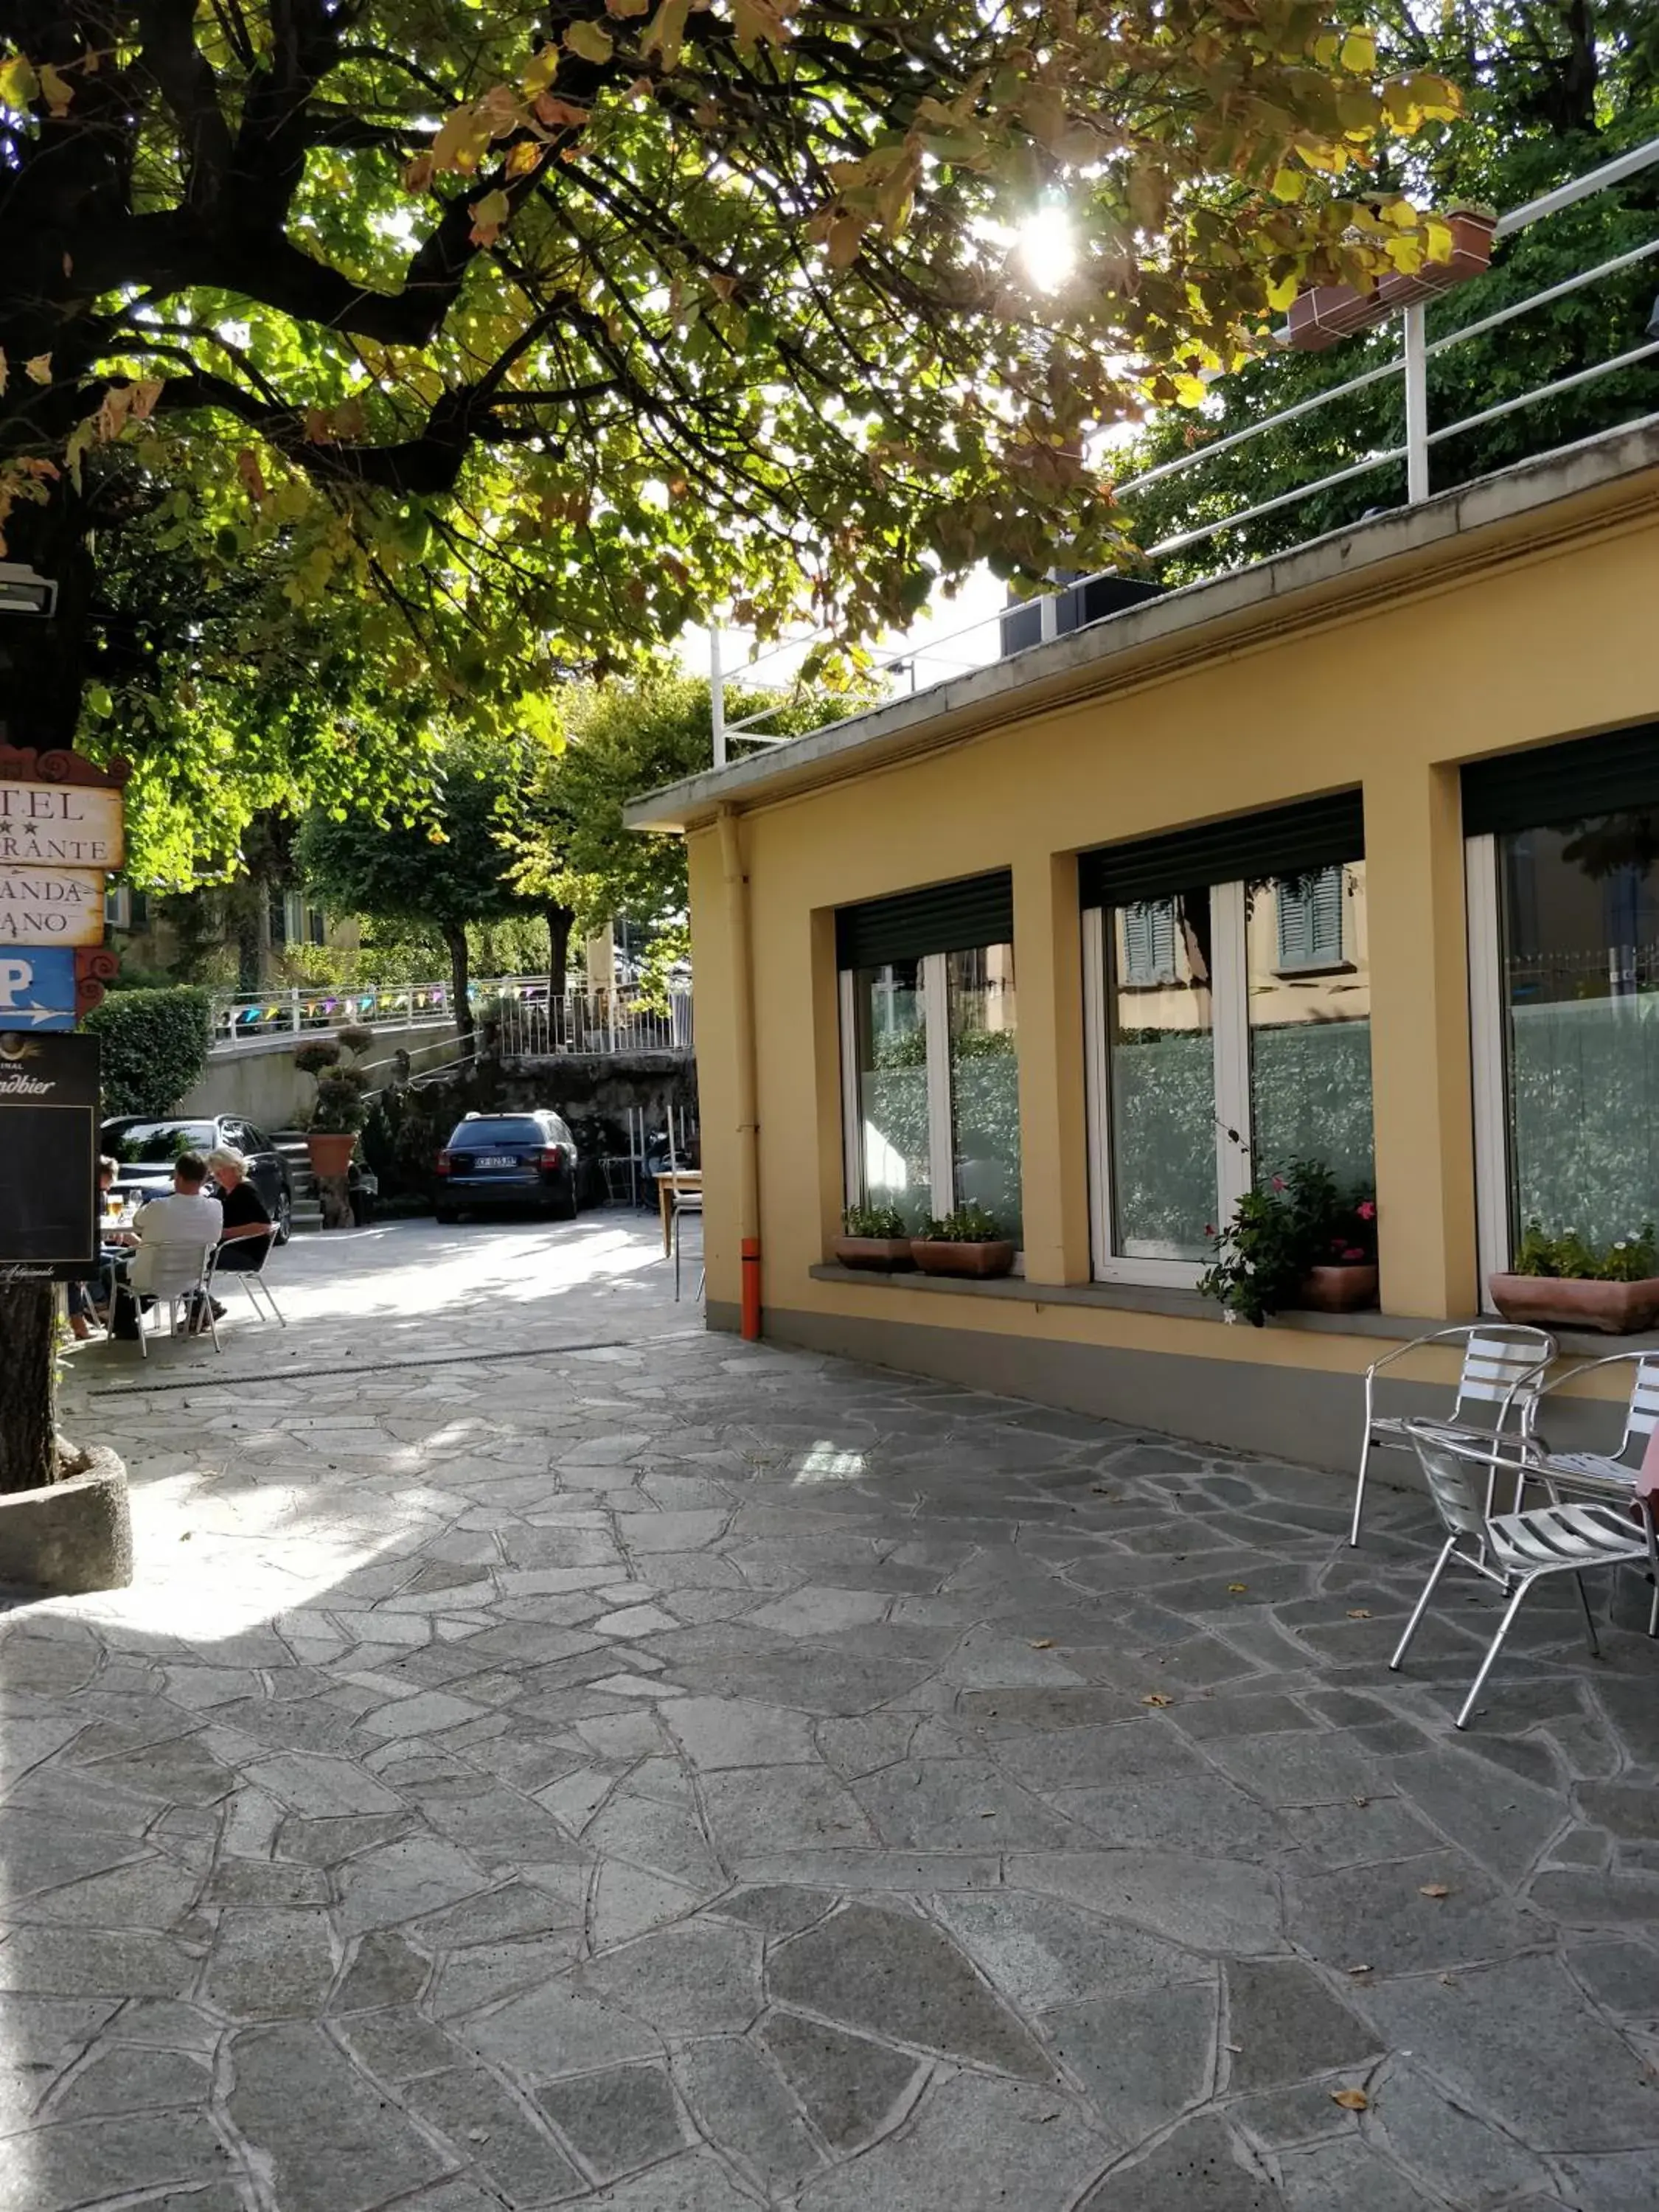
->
[852,960,931,1222]
[1248,863,1374,1191]
[1500,813,1659,1250]
[1107,892,1217,1262]
[946,945,1020,1242]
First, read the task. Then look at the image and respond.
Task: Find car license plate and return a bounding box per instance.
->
[477,1154,517,1168]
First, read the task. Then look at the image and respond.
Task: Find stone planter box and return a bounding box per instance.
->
[911,1239,1016,1279]
[0,1441,131,1596]
[1489,1272,1659,1335]
[1297,1263,1380,1313]
[833,1236,916,1272]
[1285,212,1496,351]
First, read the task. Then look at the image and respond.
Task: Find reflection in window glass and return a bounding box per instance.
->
[852,961,931,1222]
[1248,863,1374,1189]
[1500,813,1659,1248]
[947,945,1020,1242]
[1107,891,1217,1261]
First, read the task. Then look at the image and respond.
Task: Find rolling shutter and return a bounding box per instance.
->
[835,871,1015,970]
[1078,791,1364,909]
[1461,723,1659,838]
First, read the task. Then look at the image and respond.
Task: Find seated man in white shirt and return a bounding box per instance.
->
[111,1152,223,1335]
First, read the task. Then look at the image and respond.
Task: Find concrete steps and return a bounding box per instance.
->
[274,1131,325,1233]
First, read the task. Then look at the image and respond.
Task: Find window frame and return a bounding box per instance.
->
[1085,869,1374,1288]
[838,946,1021,1255]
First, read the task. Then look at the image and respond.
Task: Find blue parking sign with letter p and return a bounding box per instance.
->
[0,946,77,1029]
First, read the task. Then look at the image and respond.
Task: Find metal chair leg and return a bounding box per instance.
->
[1573,1571,1602,1658]
[1390,1535,1457,1672]
[1350,1427,1373,1548]
[1455,1578,1534,1731]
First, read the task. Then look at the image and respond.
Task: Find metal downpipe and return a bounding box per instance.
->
[717,804,762,1340]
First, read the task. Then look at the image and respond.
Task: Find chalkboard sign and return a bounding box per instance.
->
[0,1031,100,1277]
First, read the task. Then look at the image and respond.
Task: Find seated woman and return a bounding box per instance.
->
[206,1146,273,1298]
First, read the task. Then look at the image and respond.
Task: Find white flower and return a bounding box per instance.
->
[1615,1240,1628,1250]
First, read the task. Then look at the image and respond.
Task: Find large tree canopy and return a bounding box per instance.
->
[0,1,1461,783]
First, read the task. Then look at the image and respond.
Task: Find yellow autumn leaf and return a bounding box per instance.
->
[1339,32,1377,74]
[38,60,73,116]
[469,189,512,248]
[24,353,51,385]
[0,54,39,109]
[523,42,560,95]
[1141,1692,1172,1708]
[1270,167,1305,204]
[1227,1582,1248,1594]
[641,0,691,71]
[1029,1638,1056,1650]
[565,20,615,64]
[1418,1883,1450,1899]
[1331,2088,1369,2112]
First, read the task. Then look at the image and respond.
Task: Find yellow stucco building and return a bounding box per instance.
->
[628,424,1659,1469]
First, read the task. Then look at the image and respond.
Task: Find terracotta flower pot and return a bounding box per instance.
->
[305,1130,358,1178]
[1297,1263,1379,1313]
[911,1239,1015,1279]
[1285,212,1496,352]
[1489,1273,1659,1335]
[833,1236,917,1272]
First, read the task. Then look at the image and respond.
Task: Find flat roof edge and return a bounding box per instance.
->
[625,416,1659,833]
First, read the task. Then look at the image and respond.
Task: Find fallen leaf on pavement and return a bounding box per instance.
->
[1418,1884,1451,1899]
[1227,1582,1248,1593]
[1141,1692,1172,1707]
[1346,1608,1371,1619]
[1346,1964,1374,1977]
[1029,1638,1057,1649]
[1330,2089,1369,2112]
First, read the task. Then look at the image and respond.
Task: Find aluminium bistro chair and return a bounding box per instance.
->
[215,1231,286,1329]
[126,1238,222,1357]
[1520,1352,1659,1638]
[671,1186,705,1302]
[1391,1420,1657,1730]
[1352,1324,1556,1548]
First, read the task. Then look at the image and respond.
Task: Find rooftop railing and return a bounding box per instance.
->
[712,132,1659,761]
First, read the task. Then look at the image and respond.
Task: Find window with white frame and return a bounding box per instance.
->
[1465,725,1659,1293]
[838,873,1021,1244]
[1081,798,1374,1284]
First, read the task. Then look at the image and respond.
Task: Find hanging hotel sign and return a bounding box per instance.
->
[0,746,130,975]
[0,778,125,868]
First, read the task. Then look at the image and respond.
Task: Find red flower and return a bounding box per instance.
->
[1271,1176,1285,1193]
[1357,1200,1377,1220]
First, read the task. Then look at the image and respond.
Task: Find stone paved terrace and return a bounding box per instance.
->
[3,1218,1658,2212]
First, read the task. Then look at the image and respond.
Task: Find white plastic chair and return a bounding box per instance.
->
[1520,1352,1659,1636]
[671,1188,704,1301]
[215,1233,285,1327]
[1353,1324,1555,1546]
[1392,1419,1656,1729]
[125,1237,221,1357]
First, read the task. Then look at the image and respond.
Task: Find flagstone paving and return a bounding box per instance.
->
[2,1217,1658,2210]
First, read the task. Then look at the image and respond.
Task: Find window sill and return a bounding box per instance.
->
[807,1265,1659,1357]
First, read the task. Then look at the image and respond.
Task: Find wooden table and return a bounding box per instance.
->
[655,1169,702,1256]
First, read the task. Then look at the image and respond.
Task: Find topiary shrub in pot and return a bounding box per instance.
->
[835,1203,917,1271]
[293,1037,341,1078]
[306,1063,370,1200]
[336,1023,375,1059]
[911,1203,1015,1279]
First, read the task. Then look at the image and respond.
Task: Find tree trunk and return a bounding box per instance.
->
[546,904,574,1002]
[0,1283,58,1495]
[445,923,475,1057]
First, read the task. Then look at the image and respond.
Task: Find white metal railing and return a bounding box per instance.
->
[210,975,693,1056]
[712,133,1659,757]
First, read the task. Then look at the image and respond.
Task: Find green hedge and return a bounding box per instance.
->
[85,987,213,1119]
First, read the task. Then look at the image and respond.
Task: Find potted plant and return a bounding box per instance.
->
[293,1037,341,1079]
[337,1023,375,1059]
[1491,1222,1659,1335]
[834,1203,917,1271]
[911,1204,1015,1279]
[305,1062,369,1180]
[1200,1161,1378,1326]
[1285,205,1497,351]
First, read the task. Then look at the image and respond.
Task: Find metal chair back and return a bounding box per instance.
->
[1615,1354,1659,1462]
[1449,1328,1559,1426]
[1406,1419,1528,1539]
